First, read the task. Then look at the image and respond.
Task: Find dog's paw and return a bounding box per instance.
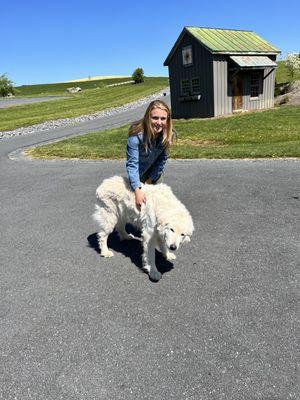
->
[118,232,142,242]
[101,250,114,258]
[149,269,162,282]
[127,233,142,242]
[166,251,176,261]
[142,264,151,273]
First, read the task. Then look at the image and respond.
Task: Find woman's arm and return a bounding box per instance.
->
[126,135,146,209]
[126,135,141,191]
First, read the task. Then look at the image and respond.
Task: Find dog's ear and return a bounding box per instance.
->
[157,224,165,233]
[157,223,168,233]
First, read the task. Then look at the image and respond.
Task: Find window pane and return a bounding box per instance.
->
[250,73,260,98]
[182,46,193,66]
[192,78,200,93]
[181,79,190,95]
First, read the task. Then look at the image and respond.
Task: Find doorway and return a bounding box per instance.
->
[232,74,243,111]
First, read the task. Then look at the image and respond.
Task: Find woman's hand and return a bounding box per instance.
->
[135,188,146,210]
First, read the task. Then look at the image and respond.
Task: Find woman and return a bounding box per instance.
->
[126,100,174,209]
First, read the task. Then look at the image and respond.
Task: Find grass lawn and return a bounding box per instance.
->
[0,77,168,132]
[27,105,300,160]
[14,77,133,96]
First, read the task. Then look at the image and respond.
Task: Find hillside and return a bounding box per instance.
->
[0,77,169,131]
[64,75,130,83]
[14,77,135,96]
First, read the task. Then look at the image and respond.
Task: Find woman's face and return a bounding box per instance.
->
[150,107,168,135]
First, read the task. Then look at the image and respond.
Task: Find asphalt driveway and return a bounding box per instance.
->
[0,101,298,399]
[0,96,66,108]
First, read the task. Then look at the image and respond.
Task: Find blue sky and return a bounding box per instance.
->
[3,0,300,86]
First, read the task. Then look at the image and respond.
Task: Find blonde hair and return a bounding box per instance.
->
[128,100,173,150]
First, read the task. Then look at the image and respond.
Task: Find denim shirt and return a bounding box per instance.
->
[126,131,168,190]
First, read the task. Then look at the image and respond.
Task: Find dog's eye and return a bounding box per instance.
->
[170,228,174,232]
[181,233,185,237]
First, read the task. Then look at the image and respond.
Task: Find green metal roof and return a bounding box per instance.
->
[186,27,280,54]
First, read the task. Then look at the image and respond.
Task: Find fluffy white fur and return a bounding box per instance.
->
[93,176,194,281]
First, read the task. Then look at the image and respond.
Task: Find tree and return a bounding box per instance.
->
[132,68,145,84]
[0,73,14,97]
[284,53,300,81]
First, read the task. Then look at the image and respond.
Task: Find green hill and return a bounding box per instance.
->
[14,77,134,96]
[0,77,169,131]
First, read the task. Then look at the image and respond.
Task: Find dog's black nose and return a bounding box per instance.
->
[170,244,177,251]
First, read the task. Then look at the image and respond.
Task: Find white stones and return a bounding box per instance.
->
[66,86,82,93]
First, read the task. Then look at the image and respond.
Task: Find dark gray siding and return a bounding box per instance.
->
[213,55,231,116]
[167,34,277,118]
[168,33,214,118]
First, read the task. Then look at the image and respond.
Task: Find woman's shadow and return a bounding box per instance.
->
[87,225,174,280]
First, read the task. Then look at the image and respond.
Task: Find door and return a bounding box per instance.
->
[232,74,243,111]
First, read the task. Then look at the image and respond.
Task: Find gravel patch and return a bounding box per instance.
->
[0,88,169,140]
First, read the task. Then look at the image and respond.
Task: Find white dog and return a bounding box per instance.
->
[93,176,194,281]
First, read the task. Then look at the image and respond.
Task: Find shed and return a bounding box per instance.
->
[164,27,280,118]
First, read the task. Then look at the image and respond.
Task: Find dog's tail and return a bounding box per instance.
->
[92,204,102,225]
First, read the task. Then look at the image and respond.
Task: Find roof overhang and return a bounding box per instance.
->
[163,27,280,66]
[229,55,277,69]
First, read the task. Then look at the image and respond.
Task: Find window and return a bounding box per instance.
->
[181,78,201,96]
[191,78,200,94]
[182,46,193,66]
[181,79,191,95]
[181,78,200,95]
[250,73,260,98]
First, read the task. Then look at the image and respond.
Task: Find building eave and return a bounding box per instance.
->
[164,27,280,66]
[212,51,280,55]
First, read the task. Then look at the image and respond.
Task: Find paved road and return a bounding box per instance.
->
[0,98,299,399]
[0,96,67,108]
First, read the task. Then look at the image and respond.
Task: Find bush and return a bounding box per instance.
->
[0,73,14,97]
[132,68,145,84]
[284,53,300,81]
[275,82,290,97]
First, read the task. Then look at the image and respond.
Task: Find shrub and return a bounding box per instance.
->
[284,53,300,81]
[275,82,290,97]
[132,68,145,84]
[0,73,14,97]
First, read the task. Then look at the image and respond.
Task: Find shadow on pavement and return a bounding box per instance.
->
[87,228,174,279]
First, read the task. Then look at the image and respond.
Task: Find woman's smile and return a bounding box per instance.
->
[150,108,168,134]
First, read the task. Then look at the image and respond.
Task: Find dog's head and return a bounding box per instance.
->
[157,221,194,252]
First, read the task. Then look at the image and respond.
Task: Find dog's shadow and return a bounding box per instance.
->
[87,225,174,280]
